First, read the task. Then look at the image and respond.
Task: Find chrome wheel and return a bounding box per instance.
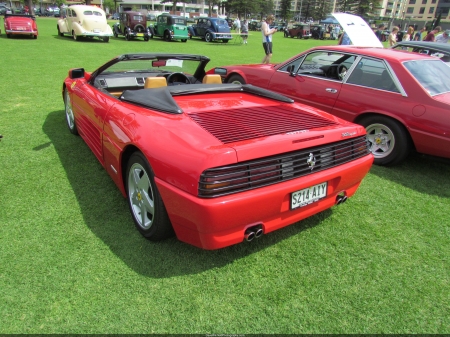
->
[366,123,395,159]
[64,88,78,135]
[128,162,155,231]
[361,115,410,166]
[126,152,174,240]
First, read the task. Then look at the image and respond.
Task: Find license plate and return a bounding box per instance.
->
[136,33,144,36]
[291,182,327,210]
[93,29,101,33]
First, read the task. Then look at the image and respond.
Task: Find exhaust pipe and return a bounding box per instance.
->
[244,224,264,242]
[244,229,255,242]
[335,193,348,205]
[254,227,264,239]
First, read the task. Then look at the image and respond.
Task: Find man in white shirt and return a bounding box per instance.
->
[435,31,449,44]
[261,15,277,64]
[234,17,241,34]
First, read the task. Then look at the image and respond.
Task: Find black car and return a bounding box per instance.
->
[392,40,450,64]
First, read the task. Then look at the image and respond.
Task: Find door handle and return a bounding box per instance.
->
[326,88,338,93]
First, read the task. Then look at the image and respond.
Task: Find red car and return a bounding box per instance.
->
[4,14,38,39]
[208,14,450,166]
[63,53,373,250]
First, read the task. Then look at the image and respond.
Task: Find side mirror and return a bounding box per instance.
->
[68,68,85,79]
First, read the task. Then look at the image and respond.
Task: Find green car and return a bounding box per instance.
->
[149,14,188,42]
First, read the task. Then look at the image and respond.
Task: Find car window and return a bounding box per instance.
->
[293,51,356,81]
[278,56,306,73]
[404,59,450,96]
[174,18,185,25]
[133,15,144,21]
[346,58,399,93]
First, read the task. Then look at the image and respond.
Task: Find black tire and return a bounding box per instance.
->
[126,152,174,241]
[125,32,130,41]
[103,36,109,42]
[297,33,302,39]
[359,115,411,166]
[227,74,246,85]
[144,36,149,41]
[57,25,63,37]
[164,31,171,42]
[222,39,229,43]
[181,39,187,42]
[72,31,77,41]
[205,32,212,42]
[64,87,78,135]
[113,31,118,38]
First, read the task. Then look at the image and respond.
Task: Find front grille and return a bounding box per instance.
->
[199,136,370,198]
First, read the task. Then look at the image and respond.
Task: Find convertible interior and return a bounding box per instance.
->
[94,72,222,97]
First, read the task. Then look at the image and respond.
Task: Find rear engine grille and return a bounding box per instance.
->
[199,136,370,198]
[10,21,32,31]
[188,105,339,144]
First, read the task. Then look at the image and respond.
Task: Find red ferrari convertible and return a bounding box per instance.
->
[63,53,373,249]
[208,14,450,166]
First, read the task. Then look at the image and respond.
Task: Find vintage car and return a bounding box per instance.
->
[3,14,38,39]
[187,17,232,43]
[208,13,450,166]
[285,23,311,39]
[112,11,151,41]
[62,53,373,249]
[149,13,188,42]
[57,5,113,42]
[391,40,450,65]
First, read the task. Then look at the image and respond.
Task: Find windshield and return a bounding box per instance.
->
[404,59,450,96]
[101,58,201,76]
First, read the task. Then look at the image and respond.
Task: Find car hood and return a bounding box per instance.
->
[332,13,383,48]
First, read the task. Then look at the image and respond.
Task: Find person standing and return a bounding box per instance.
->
[234,17,241,35]
[375,24,386,41]
[338,31,351,45]
[388,26,399,47]
[414,27,426,41]
[403,26,414,42]
[261,15,277,64]
[241,19,249,44]
[424,26,442,42]
[435,30,449,43]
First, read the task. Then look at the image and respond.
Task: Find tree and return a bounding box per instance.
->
[279,0,291,21]
[334,0,383,18]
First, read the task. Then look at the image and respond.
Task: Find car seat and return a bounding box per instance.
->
[144,77,168,88]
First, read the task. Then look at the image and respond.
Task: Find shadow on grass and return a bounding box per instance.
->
[42,109,330,278]
[369,152,450,198]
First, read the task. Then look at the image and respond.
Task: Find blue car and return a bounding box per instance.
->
[188,17,232,43]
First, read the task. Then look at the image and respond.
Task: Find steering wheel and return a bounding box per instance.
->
[338,65,348,80]
[167,72,191,86]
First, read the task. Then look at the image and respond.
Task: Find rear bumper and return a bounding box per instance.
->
[6,29,37,35]
[79,32,113,37]
[156,154,373,249]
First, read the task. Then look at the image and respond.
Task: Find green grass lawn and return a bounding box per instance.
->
[0,17,449,334]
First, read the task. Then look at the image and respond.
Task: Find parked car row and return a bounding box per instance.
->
[52,6,233,43]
